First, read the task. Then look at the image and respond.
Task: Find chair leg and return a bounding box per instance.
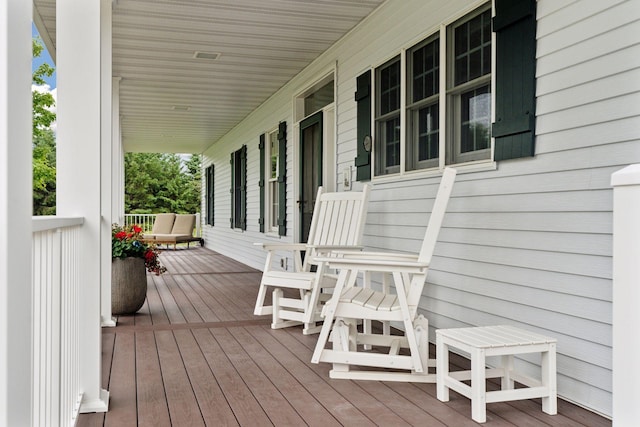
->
[253,282,272,316]
[415,315,430,374]
[271,288,300,330]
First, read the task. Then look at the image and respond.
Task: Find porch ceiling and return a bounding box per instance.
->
[32,0,385,154]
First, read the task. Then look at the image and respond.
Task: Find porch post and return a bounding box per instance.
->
[611,164,640,426]
[100,0,116,328]
[112,76,125,225]
[57,0,109,413]
[0,0,33,425]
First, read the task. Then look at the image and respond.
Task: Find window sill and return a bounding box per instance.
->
[371,159,497,184]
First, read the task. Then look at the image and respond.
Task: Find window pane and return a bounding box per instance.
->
[379,60,400,115]
[418,105,439,161]
[384,117,400,167]
[460,85,491,153]
[410,38,439,102]
[304,80,334,116]
[454,9,491,86]
[270,182,278,228]
[269,132,278,179]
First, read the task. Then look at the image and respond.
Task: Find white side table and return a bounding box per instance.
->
[436,325,557,423]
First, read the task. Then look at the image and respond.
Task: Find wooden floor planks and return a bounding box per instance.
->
[76,246,611,427]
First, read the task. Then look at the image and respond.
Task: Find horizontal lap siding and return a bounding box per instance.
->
[347,0,637,417]
[200,0,638,417]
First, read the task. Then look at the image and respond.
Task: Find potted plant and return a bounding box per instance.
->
[111,223,166,315]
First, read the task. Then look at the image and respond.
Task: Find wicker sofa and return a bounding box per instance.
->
[143,213,203,249]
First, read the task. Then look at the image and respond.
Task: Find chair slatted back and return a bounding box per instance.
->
[417,168,456,264]
[407,168,456,309]
[305,186,371,266]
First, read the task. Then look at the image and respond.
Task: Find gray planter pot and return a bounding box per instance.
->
[112,257,147,315]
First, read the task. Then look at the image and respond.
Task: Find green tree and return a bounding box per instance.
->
[125,153,201,214]
[32,37,56,215]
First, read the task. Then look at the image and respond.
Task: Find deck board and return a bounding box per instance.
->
[77,247,611,427]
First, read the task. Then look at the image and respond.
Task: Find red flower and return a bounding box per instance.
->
[132,225,142,233]
[144,250,155,261]
[115,231,127,240]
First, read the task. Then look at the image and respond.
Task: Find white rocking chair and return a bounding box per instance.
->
[253,185,370,334]
[311,168,456,381]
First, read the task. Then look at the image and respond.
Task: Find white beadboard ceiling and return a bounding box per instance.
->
[33,0,385,153]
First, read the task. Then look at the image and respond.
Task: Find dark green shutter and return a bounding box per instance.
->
[206,165,214,226]
[492,0,537,161]
[354,70,371,181]
[277,121,287,236]
[258,134,265,232]
[229,153,234,228]
[240,145,247,230]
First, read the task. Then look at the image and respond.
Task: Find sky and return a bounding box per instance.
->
[32,23,57,131]
[32,23,56,89]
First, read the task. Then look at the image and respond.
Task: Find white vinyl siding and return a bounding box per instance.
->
[201,0,640,417]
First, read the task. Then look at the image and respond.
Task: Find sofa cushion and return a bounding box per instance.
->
[151,213,176,234]
[171,214,196,236]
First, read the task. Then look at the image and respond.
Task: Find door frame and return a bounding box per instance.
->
[298,111,324,243]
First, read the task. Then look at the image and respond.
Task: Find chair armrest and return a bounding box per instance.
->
[314,253,428,271]
[254,242,308,252]
[326,250,419,262]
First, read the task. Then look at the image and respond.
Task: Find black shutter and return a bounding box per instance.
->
[258,134,265,232]
[277,121,287,236]
[206,165,214,226]
[492,0,537,161]
[240,145,247,230]
[354,70,372,181]
[229,153,234,228]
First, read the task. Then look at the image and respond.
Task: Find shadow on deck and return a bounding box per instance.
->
[78,247,610,426]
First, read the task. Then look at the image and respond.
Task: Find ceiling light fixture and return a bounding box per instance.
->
[193,51,221,60]
[171,105,191,111]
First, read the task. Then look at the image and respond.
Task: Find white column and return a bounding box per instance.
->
[611,164,640,426]
[0,1,33,425]
[112,77,124,225]
[57,0,109,413]
[100,0,116,328]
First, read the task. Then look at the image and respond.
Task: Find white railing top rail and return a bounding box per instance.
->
[32,216,84,232]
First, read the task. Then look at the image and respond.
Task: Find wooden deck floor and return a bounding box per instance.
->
[78,247,610,427]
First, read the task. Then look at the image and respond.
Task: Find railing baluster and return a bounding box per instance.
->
[32,217,84,427]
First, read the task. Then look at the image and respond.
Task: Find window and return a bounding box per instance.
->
[371,4,493,178]
[230,146,246,230]
[375,56,401,176]
[304,80,334,116]
[267,129,279,232]
[259,122,287,235]
[407,36,440,171]
[205,164,214,226]
[447,6,492,164]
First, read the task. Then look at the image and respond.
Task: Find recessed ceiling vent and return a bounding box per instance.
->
[171,105,191,111]
[193,51,221,60]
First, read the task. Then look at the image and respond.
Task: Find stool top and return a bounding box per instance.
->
[436,325,556,348]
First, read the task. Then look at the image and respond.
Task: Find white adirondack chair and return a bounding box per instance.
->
[253,185,370,334]
[311,168,456,381]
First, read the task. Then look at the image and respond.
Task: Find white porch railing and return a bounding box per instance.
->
[32,216,85,426]
[612,164,640,426]
[124,213,202,237]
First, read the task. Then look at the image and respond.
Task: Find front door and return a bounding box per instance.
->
[299,111,323,243]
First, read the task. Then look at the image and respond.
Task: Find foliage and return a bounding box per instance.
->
[32,37,57,215]
[112,223,166,275]
[33,129,56,215]
[124,153,201,214]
